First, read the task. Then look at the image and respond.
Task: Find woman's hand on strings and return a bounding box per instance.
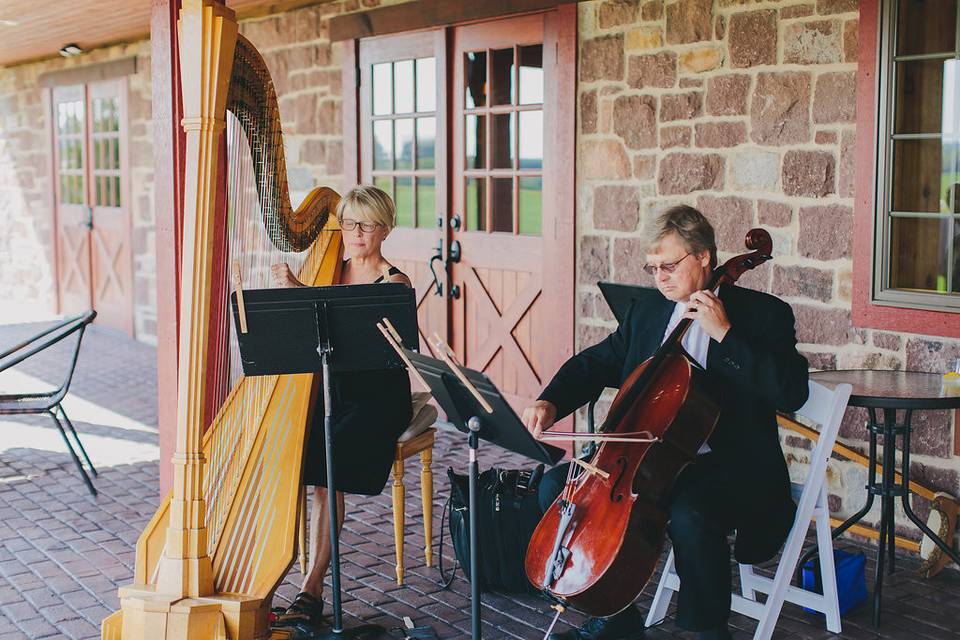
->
[522,400,557,440]
[271,263,305,289]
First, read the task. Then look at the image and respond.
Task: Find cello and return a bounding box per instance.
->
[525,229,773,618]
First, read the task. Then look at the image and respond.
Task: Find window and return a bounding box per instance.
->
[875,0,960,310]
[462,44,544,235]
[369,57,437,228]
[56,97,86,205]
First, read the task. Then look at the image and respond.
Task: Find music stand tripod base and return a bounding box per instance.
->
[315,347,384,640]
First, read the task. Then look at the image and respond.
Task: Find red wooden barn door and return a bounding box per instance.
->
[450,14,570,411]
[52,79,133,335]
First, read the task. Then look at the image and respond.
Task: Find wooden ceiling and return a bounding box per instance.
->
[0,0,332,68]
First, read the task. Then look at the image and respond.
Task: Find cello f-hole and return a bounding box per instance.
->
[609,456,628,502]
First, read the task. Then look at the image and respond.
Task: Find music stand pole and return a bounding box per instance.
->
[467,416,482,639]
[316,303,382,639]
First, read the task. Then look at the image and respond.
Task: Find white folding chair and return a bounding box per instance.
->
[645,380,852,639]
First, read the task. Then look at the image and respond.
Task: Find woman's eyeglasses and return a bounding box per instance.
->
[642,253,691,276]
[339,218,381,233]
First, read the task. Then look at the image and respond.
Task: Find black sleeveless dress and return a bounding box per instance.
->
[301,266,414,496]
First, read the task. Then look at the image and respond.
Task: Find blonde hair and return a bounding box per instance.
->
[650,205,718,269]
[336,185,397,229]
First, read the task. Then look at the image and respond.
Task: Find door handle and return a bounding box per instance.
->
[84,205,93,230]
[428,242,444,297]
[450,213,462,231]
[447,240,461,264]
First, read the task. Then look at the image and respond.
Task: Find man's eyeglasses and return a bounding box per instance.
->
[339,218,381,233]
[642,253,691,276]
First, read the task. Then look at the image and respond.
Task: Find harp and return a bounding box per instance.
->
[102,3,339,638]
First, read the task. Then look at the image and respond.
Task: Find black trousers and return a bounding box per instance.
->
[538,453,736,632]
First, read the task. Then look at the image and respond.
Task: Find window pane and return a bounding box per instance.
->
[395,118,414,170]
[466,177,486,231]
[96,176,103,206]
[395,176,414,227]
[491,112,514,169]
[416,57,436,113]
[465,51,487,109]
[466,114,486,169]
[889,216,951,291]
[416,117,436,170]
[894,59,945,134]
[416,177,436,229]
[113,137,120,170]
[953,221,960,292]
[896,0,957,56]
[394,59,414,114]
[519,177,542,236]
[519,45,544,105]
[891,139,953,213]
[519,110,543,169]
[94,139,103,170]
[492,177,513,232]
[373,119,392,170]
[373,63,393,116]
[114,176,121,207]
[491,48,514,106]
[374,175,393,200]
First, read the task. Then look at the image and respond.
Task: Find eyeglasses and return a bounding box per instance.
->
[642,253,691,276]
[339,218,381,233]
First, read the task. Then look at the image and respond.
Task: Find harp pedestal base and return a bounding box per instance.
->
[102,585,265,640]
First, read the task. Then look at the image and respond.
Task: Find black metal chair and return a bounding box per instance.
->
[0,310,98,495]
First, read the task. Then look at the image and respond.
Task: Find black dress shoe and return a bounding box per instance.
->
[548,606,645,640]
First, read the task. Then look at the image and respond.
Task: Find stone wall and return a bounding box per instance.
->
[0,41,155,340]
[575,0,959,543]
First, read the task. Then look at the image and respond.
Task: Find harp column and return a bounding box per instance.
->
[113,1,240,638]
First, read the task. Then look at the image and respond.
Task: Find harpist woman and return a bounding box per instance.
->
[270,185,413,636]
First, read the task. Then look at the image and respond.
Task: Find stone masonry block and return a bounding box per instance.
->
[750,72,811,145]
[705,74,750,116]
[797,204,853,259]
[657,152,724,195]
[782,149,835,197]
[582,35,625,82]
[728,10,777,68]
[628,51,677,89]
[666,0,713,44]
[614,95,658,149]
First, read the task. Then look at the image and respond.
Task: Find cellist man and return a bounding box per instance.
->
[522,205,809,640]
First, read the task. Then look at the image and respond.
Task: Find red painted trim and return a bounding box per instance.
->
[152,0,184,495]
[851,0,960,339]
[44,88,61,315]
[341,39,360,190]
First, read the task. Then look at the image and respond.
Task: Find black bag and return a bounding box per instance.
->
[439,464,545,594]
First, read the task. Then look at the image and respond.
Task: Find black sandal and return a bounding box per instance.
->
[271,591,325,635]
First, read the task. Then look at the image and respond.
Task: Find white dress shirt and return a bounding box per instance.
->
[662,301,712,454]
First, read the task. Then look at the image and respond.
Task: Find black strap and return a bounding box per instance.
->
[437,493,459,588]
[373,266,404,284]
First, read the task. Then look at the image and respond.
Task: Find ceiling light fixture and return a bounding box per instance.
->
[59,43,83,57]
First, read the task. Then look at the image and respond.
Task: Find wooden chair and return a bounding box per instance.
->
[392,392,438,585]
[646,380,852,639]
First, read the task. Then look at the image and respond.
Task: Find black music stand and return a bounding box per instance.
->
[231,283,418,639]
[403,350,565,640]
[597,281,661,324]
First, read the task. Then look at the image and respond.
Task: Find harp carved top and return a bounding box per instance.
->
[227,35,334,252]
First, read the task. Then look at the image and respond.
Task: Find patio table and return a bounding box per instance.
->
[808,369,960,627]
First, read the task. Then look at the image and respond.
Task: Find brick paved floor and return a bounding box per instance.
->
[0,320,958,639]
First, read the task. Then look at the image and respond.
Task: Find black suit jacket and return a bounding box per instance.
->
[539,285,809,563]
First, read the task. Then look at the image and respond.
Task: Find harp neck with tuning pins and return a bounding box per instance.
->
[103,2,341,638]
